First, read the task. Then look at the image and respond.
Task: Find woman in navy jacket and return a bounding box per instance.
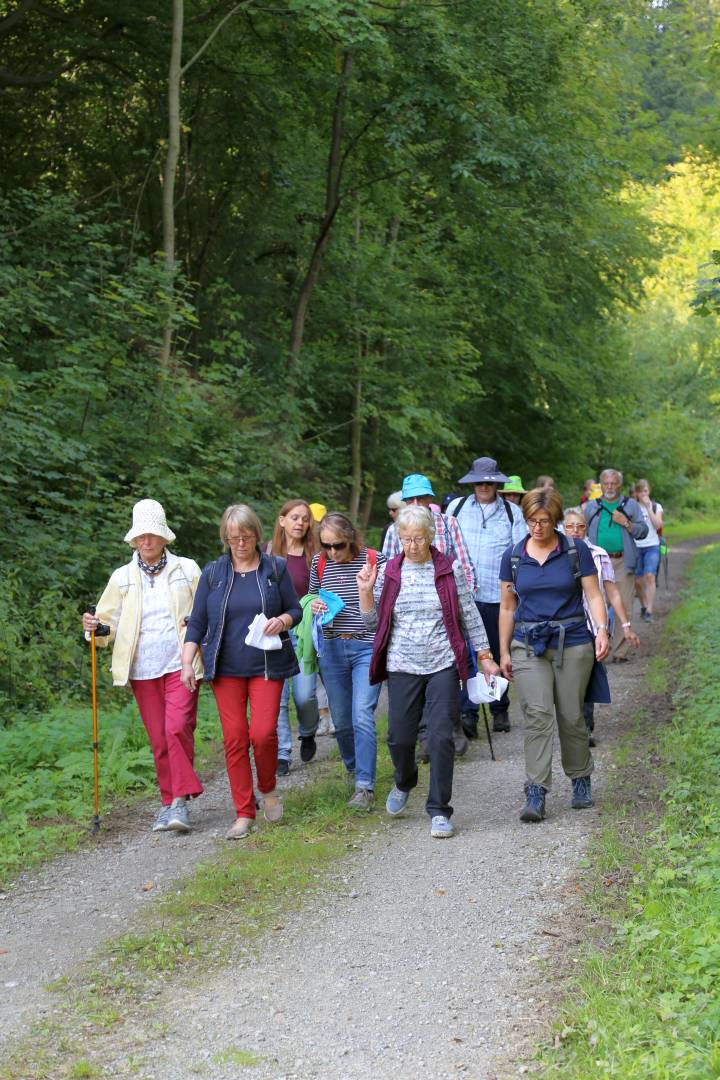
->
[181,504,301,839]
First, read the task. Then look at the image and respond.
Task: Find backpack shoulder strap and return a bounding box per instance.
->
[566,535,582,588]
[367,548,378,568]
[501,496,514,525]
[586,498,603,526]
[450,495,469,519]
[509,540,525,587]
[317,553,327,583]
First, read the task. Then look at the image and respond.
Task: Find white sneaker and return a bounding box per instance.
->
[430,815,454,838]
[317,709,335,736]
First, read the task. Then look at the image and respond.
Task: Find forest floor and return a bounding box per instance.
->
[0,542,699,1079]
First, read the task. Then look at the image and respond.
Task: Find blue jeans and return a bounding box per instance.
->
[319,636,381,790]
[277,631,319,761]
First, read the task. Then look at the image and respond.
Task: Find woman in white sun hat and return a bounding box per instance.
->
[81,499,204,835]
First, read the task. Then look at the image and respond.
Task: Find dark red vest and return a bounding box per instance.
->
[369,546,470,685]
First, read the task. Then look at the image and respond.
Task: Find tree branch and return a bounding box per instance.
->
[0,0,36,37]
[180,0,253,76]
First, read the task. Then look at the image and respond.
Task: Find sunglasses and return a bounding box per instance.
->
[320,541,348,551]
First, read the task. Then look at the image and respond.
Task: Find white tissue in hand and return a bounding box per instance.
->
[466,673,509,704]
[245,612,283,651]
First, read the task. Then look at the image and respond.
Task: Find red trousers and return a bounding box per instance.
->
[131,670,203,804]
[212,676,283,819]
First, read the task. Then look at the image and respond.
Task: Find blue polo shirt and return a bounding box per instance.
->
[499,533,596,648]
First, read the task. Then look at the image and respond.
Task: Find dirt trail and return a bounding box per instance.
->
[0,540,703,1076]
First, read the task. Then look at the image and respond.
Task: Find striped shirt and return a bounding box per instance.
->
[382,509,476,592]
[308,548,386,642]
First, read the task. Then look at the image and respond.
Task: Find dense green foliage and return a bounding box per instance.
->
[541,542,720,1078]
[1,1,719,718]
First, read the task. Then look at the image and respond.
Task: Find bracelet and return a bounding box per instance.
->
[477,650,494,661]
[597,625,608,632]
[621,621,631,628]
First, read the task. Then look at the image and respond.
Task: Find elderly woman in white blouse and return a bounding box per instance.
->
[358,505,499,839]
[82,500,204,834]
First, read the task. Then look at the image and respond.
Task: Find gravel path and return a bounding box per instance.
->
[0,541,699,1075]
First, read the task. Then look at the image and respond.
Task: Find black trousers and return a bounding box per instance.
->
[387,665,458,818]
[459,601,510,718]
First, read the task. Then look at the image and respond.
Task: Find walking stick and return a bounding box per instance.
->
[86,605,109,835]
[481,704,496,762]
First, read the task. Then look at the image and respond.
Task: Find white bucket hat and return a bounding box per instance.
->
[124,499,176,544]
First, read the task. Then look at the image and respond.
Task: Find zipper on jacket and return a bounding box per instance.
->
[216,558,234,676]
[256,565,268,680]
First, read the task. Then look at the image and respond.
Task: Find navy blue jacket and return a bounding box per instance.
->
[186,550,301,682]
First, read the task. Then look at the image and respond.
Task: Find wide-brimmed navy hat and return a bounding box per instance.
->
[458,456,508,485]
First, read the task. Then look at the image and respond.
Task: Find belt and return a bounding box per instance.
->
[607,552,624,559]
[324,632,364,640]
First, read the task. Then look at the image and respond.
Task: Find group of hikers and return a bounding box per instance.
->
[82,456,664,840]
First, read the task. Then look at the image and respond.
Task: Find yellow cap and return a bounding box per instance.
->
[308,502,327,523]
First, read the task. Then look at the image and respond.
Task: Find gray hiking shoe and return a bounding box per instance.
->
[347,788,374,812]
[152,805,172,832]
[166,800,191,832]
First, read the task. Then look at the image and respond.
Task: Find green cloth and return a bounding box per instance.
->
[294,594,319,674]
[596,498,624,554]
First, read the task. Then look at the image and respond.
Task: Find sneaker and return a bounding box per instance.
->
[276,759,290,777]
[641,610,653,623]
[571,776,593,809]
[453,720,468,758]
[520,783,546,823]
[300,735,317,763]
[640,605,646,618]
[386,785,409,816]
[347,788,374,811]
[461,712,479,740]
[263,792,284,823]
[430,815,454,838]
[166,800,191,833]
[152,805,172,832]
[492,710,511,733]
[317,709,335,736]
[226,816,254,840]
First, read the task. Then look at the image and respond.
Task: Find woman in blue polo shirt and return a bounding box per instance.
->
[498,488,609,822]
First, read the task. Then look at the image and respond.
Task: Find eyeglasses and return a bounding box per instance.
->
[565,522,586,532]
[400,536,428,547]
[226,533,255,545]
[320,541,348,551]
[527,518,552,529]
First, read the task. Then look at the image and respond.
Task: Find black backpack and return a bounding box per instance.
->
[586,496,630,527]
[509,535,582,594]
[450,494,514,527]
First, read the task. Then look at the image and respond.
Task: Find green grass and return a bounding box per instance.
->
[0,691,223,886]
[664,516,720,543]
[539,541,720,1078]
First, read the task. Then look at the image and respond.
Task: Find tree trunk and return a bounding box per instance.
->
[288,49,354,368]
[159,0,184,372]
[348,358,363,521]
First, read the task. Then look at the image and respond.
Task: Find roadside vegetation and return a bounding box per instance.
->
[540,541,720,1078]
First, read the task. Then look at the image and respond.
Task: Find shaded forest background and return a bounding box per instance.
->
[2,0,720,714]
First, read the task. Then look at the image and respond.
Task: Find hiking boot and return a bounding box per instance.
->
[520,783,546,823]
[492,710,510,733]
[385,785,409,817]
[641,610,653,623]
[348,788,374,812]
[300,735,317,763]
[166,800,191,833]
[461,712,479,740]
[152,805,172,832]
[453,720,468,758]
[588,734,596,748]
[276,758,290,777]
[571,776,593,809]
[430,815,454,838]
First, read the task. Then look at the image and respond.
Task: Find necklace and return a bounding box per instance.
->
[137,550,167,587]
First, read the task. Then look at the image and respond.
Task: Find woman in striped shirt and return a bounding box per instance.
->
[309,513,386,811]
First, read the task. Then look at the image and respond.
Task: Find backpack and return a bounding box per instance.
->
[509,535,582,594]
[450,495,514,527]
[586,496,630,527]
[317,547,378,582]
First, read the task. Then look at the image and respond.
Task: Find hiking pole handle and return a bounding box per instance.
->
[84,604,110,642]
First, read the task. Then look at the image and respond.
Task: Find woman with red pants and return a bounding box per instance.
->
[181,505,301,839]
[82,499,204,834]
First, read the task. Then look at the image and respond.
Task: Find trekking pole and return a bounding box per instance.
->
[85,605,109,835]
[481,704,495,762]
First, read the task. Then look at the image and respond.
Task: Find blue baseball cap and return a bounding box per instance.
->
[401,473,436,499]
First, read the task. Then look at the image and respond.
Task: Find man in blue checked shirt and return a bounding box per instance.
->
[447,457,528,736]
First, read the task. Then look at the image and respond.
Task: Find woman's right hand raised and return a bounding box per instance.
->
[499,651,513,681]
[356,557,377,592]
